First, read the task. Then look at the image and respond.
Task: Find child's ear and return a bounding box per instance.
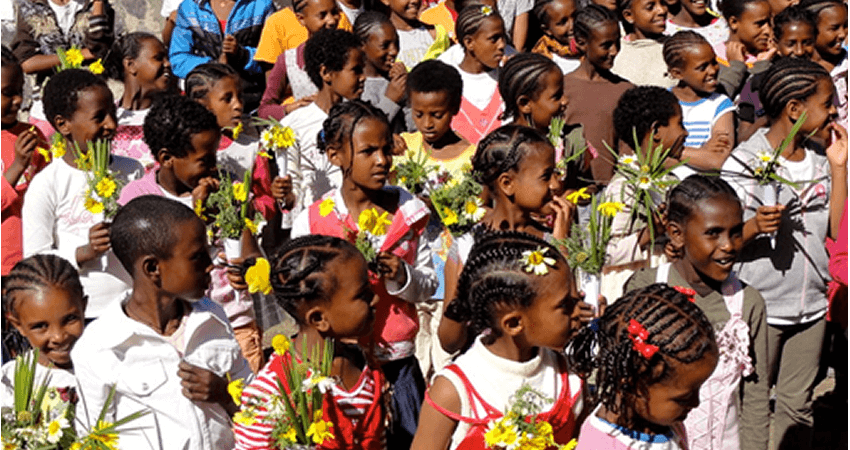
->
[496,171,517,198]
[305,305,331,333]
[667,219,685,248]
[517,95,533,116]
[462,35,476,52]
[325,142,344,168]
[649,120,663,147]
[53,115,72,139]
[6,311,22,334]
[622,7,635,24]
[140,255,162,284]
[158,148,174,167]
[499,310,524,337]
[320,64,334,87]
[295,11,307,27]
[574,35,588,54]
[786,98,805,122]
[124,56,136,76]
[727,15,739,33]
[668,66,683,80]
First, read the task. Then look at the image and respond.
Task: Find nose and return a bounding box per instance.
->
[375,149,389,167]
[103,112,117,133]
[388,42,399,59]
[48,325,68,346]
[233,97,244,113]
[497,36,506,51]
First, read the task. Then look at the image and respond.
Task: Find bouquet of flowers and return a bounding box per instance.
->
[394,149,438,195]
[549,117,587,181]
[37,132,67,163]
[230,335,336,449]
[255,118,298,179]
[205,170,264,257]
[55,46,104,75]
[429,170,484,237]
[75,139,123,220]
[483,383,568,450]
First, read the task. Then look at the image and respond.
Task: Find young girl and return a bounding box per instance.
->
[233,235,386,449]
[568,283,719,449]
[531,0,581,75]
[439,4,507,144]
[381,0,449,69]
[355,11,415,133]
[2,255,85,412]
[22,69,143,320]
[413,232,585,450]
[773,5,818,59]
[612,0,677,87]
[664,0,730,48]
[715,0,773,67]
[801,0,847,127]
[107,32,174,172]
[563,4,634,186]
[625,175,770,450]
[720,56,847,450]
[291,99,438,448]
[664,31,736,178]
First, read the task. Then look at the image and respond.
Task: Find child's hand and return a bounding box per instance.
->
[826,122,848,169]
[385,62,408,104]
[755,46,777,62]
[376,252,407,286]
[754,204,785,234]
[283,95,315,115]
[272,175,296,210]
[224,255,249,290]
[177,361,235,412]
[549,196,575,242]
[726,41,747,63]
[192,176,220,208]
[704,132,732,155]
[664,240,684,261]
[221,35,243,60]
[393,133,408,156]
[77,222,111,264]
[4,127,40,187]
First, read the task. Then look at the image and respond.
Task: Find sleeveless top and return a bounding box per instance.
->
[656,263,753,450]
[285,45,318,101]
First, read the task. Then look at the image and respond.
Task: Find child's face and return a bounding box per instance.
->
[649,104,687,159]
[777,22,816,58]
[671,43,719,95]
[9,285,85,370]
[1,65,24,125]
[327,48,366,100]
[582,22,621,70]
[636,350,718,426]
[520,262,582,349]
[542,0,577,46]
[363,22,400,75]
[410,90,457,144]
[200,76,243,129]
[729,1,772,54]
[131,37,172,92]
[385,0,421,21]
[335,117,393,191]
[158,218,214,301]
[673,196,744,282]
[509,142,558,213]
[524,67,567,130]
[167,129,220,189]
[679,0,708,17]
[298,0,342,34]
[58,85,117,147]
[321,254,378,338]
[815,5,848,59]
[624,0,668,37]
[464,16,507,70]
[797,77,838,141]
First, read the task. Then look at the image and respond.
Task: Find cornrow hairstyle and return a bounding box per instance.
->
[304,28,362,89]
[799,0,846,18]
[498,53,561,121]
[471,124,551,188]
[143,94,220,160]
[613,86,680,150]
[757,56,830,118]
[444,231,570,344]
[2,45,19,67]
[317,99,390,176]
[566,283,717,426]
[456,3,506,48]
[110,195,202,275]
[105,31,160,80]
[354,10,393,44]
[773,5,818,40]
[666,174,740,224]
[719,0,769,20]
[573,4,619,44]
[264,235,360,324]
[407,60,464,112]
[43,69,110,129]
[4,255,85,318]
[185,62,239,101]
[662,31,710,70]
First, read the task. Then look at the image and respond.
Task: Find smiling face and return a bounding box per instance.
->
[1,64,23,125]
[542,0,578,46]
[199,75,243,129]
[797,77,838,141]
[624,0,669,38]
[777,21,817,58]
[671,43,720,95]
[167,129,220,190]
[328,48,366,100]
[130,37,172,92]
[680,0,709,18]
[362,22,400,76]
[672,195,744,282]
[581,21,621,70]
[158,218,214,302]
[322,254,379,338]
[410,90,457,144]
[298,0,342,34]
[729,1,773,54]
[333,117,393,191]
[464,16,507,70]
[815,5,849,59]
[524,67,567,130]
[635,350,718,427]
[9,285,85,370]
[58,85,118,149]
[505,141,558,214]
[386,0,421,21]
[520,261,582,349]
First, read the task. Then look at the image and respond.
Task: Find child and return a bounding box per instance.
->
[664,0,730,48]
[720,57,847,450]
[439,4,507,144]
[233,235,386,449]
[381,0,447,69]
[612,0,677,87]
[625,175,770,450]
[664,31,736,178]
[258,0,345,120]
[2,46,46,276]
[356,11,415,133]
[602,86,687,302]
[107,32,174,172]
[413,232,585,450]
[801,0,848,127]
[773,4,818,59]
[498,53,567,133]
[568,283,719,449]
[563,4,634,186]
[715,0,773,67]
[72,195,252,449]
[2,255,84,411]
[22,69,143,320]
[291,100,438,448]
[531,0,581,74]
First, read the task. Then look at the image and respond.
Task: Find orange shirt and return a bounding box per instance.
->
[254,7,353,64]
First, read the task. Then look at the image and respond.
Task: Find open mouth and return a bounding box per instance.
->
[713,256,734,270]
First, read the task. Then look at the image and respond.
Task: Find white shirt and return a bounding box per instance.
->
[22,156,143,318]
[71,295,254,450]
[47,0,84,35]
[438,49,501,111]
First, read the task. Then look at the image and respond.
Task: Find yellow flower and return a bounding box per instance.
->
[70,443,82,450]
[65,47,84,67]
[640,164,650,173]
[88,58,104,75]
[228,378,245,405]
[273,126,296,148]
[320,197,335,217]
[272,334,290,355]
[597,201,625,217]
[358,208,377,232]
[442,207,458,226]
[233,182,248,202]
[51,139,66,159]
[91,421,118,448]
[575,251,588,263]
[281,427,297,442]
[84,196,104,214]
[207,228,214,240]
[38,146,52,162]
[534,420,554,443]
[194,198,205,217]
[521,247,556,276]
[637,175,652,190]
[306,411,334,445]
[565,187,590,204]
[233,410,256,426]
[244,218,258,234]
[257,149,272,159]
[245,257,272,294]
[463,198,485,222]
[46,417,69,444]
[564,438,579,450]
[481,5,493,15]
[371,211,391,236]
[96,177,117,198]
[757,151,773,163]
[484,419,519,449]
[231,121,244,140]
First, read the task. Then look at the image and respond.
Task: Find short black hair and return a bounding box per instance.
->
[407,60,463,112]
[110,195,200,275]
[304,28,362,88]
[143,94,220,159]
[42,68,109,128]
[613,86,680,150]
[773,4,818,40]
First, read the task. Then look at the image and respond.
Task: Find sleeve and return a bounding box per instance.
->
[385,230,439,303]
[253,11,283,65]
[21,169,79,268]
[712,96,736,126]
[603,178,646,267]
[717,60,748,99]
[10,8,41,63]
[257,53,289,121]
[160,0,183,18]
[1,176,20,213]
[516,0,534,15]
[233,360,283,450]
[169,3,213,79]
[366,88,403,123]
[738,287,771,450]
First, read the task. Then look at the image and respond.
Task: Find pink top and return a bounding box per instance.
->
[576,408,688,450]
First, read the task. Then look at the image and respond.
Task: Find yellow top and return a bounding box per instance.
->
[254,7,353,64]
[397,131,476,177]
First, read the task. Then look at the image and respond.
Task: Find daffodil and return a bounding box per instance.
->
[484,419,519,450]
[37,146,52,162]
[273,126,296,148]
[51,139,66,159]
[597,201,625,217]
[272,334,290,355]
[233,182,248,202]
[245,257,272,294]
[90,421,118,448]
[233,410,256,426]
[65,47,84,67]
[70,442,82,450]
[88,58,104,75]
[244,218,258,234]
[46,417,70,444]
[194,198,205,218]
[637,175,652,190]
[521,247,556,276]
[231,121,244,140]
[358,208,377,232]
[565,187,590,204]
[462,198,485,222]
[257,149,272,159]
[84,196,104,214]
[228,378,245,405]
[95,177,117,198]
[371,211,391,236]
[306,411,334,444]
[564,438,579,450]
[442,207,458,226]
[280,426,297,443]
[320,197,335,217]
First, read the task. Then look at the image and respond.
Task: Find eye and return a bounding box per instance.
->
[62,314,81,326]
[29,321,48,331]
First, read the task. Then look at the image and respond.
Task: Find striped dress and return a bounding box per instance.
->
[678,92,735,148]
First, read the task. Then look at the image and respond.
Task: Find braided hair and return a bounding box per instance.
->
[799,0,845,18]
[498,52,561,122]
[662,31,710,70]
[4,255,84,318]
[105,32,161,80]
[773,4,818,41]
[757,56,831,118]
[444,231,570,344]
[353,10,394,44]
[185,62,239,101]
[613,86,680,150]
[567,283,717,425]
[533,0,577,28]
[573,4,619,45]
[304,28,362,89]
[471,124,551,189]
[667,174,740,225]
[456,3,505,48]
[43,69,110,129]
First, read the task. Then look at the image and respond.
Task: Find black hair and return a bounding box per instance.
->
[444,231,571,344]
[799,0,846,19]
[667,174,740,224]
[266,235,360,324]
[407,60,463,112]
[613,86,680,150]
[317,98,389,154]
[456,3,506,47]
[185,62,240,101]
[110,195,201,275]
[662,30,711,70]
[773,5,818,40]
[533,0,576,25]
[498,53,561,122]
[567,283,717,427]
[2,45,19,67]
[105,32,161,80]
[719,0,769,20]
[471,124,551,189]
[304,28,362,89]
[757,56,831,118]
[3,255,84,318]
[573,4,619,44]
[292,0,324,13]
[143,94,220,159]
[42,69,110,128]
[353,10,394,44]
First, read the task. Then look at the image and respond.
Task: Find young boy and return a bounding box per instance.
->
[72,195,253,450]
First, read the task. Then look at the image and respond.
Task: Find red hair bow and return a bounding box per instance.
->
[673,286,697,303]
[628,319,659,359]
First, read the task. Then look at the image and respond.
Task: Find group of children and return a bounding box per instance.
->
[1,0,847,448]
